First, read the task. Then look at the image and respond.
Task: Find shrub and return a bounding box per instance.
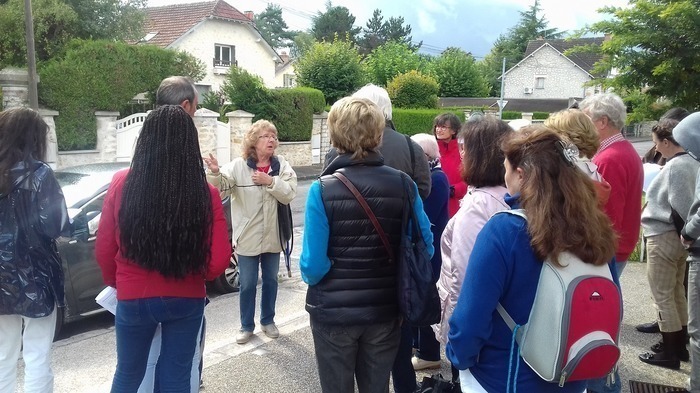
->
[221,66,276,120]
[295,38,364,104]
[392,108,464,136]
[270,87,325,141]
[387,71,439,109]
[364,41,422,86]
[39,39,205,150]
[428,47,490,97]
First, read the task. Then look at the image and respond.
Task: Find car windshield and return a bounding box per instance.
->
[55,171,112,208]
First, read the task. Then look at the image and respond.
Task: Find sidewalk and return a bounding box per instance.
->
[198,261,690,393]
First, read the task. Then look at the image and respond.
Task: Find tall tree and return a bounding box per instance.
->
[582,0,700,110]
[430,48,490,97]
[254,4,297,49]
[310,1,361,43]
[357,9,418,55]
[482,0,563,95]
[364,41,423,86]
[0,0,145,67]
[295,37,364,103]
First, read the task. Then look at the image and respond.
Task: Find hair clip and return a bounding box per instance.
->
[557,140,579,167]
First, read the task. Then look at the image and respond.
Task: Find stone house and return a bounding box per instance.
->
[503,37,606,101]
[274,51,296,89]
[141,0,282,94]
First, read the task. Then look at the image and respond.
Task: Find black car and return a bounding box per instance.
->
[54,163,239,334]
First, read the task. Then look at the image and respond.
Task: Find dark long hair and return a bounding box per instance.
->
[118,105,213,278]
[501,126,617,266]
[0,108,48,193]
[459,116,511,187]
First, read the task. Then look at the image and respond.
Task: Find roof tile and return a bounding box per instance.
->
[524,37,605,74]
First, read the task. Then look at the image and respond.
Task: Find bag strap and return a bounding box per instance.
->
[332,172,394,262]
[496,303,517,331]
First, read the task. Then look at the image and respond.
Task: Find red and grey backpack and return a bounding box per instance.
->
[496,209,621,389]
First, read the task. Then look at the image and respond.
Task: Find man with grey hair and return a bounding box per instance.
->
[580,92,643,393]
[324,84,431,199]
[155,76,199,117]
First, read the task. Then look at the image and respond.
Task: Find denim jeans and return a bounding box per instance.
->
[238,253,280,332]
[311,318,400,393]
[392,323,416,393]
[0,307,56,393]
[414,325,441,361]
[111,297,205,393]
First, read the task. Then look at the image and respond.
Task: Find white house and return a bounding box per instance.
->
[273,51,296,89]
[503,37,605,101]
[141,0,282,93]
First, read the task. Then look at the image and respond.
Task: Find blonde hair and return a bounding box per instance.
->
[328,97,385,160]
[544,109,600,159]
[242,120,278,160]
[410,133,439,160]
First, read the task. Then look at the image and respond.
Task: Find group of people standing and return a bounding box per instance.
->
[3,74,700,393]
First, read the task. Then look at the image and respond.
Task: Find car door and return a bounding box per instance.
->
[61,192,107,316]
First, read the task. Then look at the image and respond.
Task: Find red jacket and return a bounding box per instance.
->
[593,140,644,262]
[95,169,231,300]
[438,138,467,217]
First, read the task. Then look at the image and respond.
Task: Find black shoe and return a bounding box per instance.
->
[639,351,681,369]
[636,321,660,333]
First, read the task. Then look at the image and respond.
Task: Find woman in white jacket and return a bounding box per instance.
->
[433,117,512,382]
[205,120,297,344]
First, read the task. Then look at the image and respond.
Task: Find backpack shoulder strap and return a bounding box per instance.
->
[499,208,526,220]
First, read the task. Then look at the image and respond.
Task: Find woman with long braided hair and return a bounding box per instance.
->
[96,105,230,392]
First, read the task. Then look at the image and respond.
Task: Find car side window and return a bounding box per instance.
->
[83,194,105,215]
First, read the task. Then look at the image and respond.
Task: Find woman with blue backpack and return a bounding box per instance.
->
[447,126,619,393]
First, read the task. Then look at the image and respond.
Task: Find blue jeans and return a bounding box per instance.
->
[238,253,280,332]
[111,297,205,393]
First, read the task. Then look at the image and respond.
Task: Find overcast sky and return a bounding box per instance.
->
[146,0,628,57]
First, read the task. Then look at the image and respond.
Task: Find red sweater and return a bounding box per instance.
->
[593,140,644,262]
[95,169,231,300]
[438,138,467,217]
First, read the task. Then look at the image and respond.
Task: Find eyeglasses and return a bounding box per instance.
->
[258,134,278,141]
[435,125,453,131]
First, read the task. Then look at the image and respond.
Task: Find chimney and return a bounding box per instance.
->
[244,11,254,21]
[280,51,289,64]
[604,33,612,42]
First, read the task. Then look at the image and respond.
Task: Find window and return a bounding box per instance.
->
[214,44,235,67]
[283,74,295,88]
[535,76,545,89]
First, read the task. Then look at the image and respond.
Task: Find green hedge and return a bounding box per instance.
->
[270,88,325,141]
[39,39,205,150]
[392,108,464,136]
[387,70,439,109]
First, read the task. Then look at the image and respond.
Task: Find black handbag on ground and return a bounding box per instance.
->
[332,172,441,327]
[418,374,461,393]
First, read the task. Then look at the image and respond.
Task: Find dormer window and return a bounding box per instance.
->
[214,44,236,67]
[141,32,157,42]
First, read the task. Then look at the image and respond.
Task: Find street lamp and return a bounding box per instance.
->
[24,0,39,110]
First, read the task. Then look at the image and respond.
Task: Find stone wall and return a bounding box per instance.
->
[58,151,101,168]
[277,142,312,167]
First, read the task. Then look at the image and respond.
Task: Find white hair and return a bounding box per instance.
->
[410,133,440,160]
[508,119,531,131]
[352,84,392,121]
[579,93,627,130]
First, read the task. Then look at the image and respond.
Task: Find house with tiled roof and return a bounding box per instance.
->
[141,0,281,93]
[502,37,607,101]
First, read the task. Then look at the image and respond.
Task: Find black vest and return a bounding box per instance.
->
[305,153,408,325]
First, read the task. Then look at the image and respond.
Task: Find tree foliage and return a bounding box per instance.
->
[387,70,439,109]
[583,0,700,110]
[39,40,204,150]
[0,0,145,68]
[357,9,418,54]
[290,32,315,59]
[482,0,563,95]
[295,38,364,104]
[364,42,423,86]
[254,4,297,49]
[429,48,490,97]
[311,1,361,43]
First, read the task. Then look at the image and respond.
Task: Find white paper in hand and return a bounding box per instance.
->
[95,286,118,315]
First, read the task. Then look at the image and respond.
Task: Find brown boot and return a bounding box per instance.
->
[639,330,683,369]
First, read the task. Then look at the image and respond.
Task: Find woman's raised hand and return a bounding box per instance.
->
[204,153,219,174]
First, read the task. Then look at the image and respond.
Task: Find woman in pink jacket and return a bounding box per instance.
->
[434,116,512,383]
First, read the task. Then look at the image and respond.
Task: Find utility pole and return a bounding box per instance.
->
[24,0,39,110]
[497,57,506,119]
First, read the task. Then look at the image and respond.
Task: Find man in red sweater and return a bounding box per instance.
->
[580,93,643,393]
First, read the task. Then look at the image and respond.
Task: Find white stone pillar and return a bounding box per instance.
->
[225,110,254,161]
[39,109,59,169]
[193,108,219,158]
[95,111,120,162]
[521,112,534,122]
[312,111,328,165]
[0,67,32,109]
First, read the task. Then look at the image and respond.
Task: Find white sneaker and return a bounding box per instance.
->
[412,356,441,370]
[236,330,254,344]
[261,323,280,339]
